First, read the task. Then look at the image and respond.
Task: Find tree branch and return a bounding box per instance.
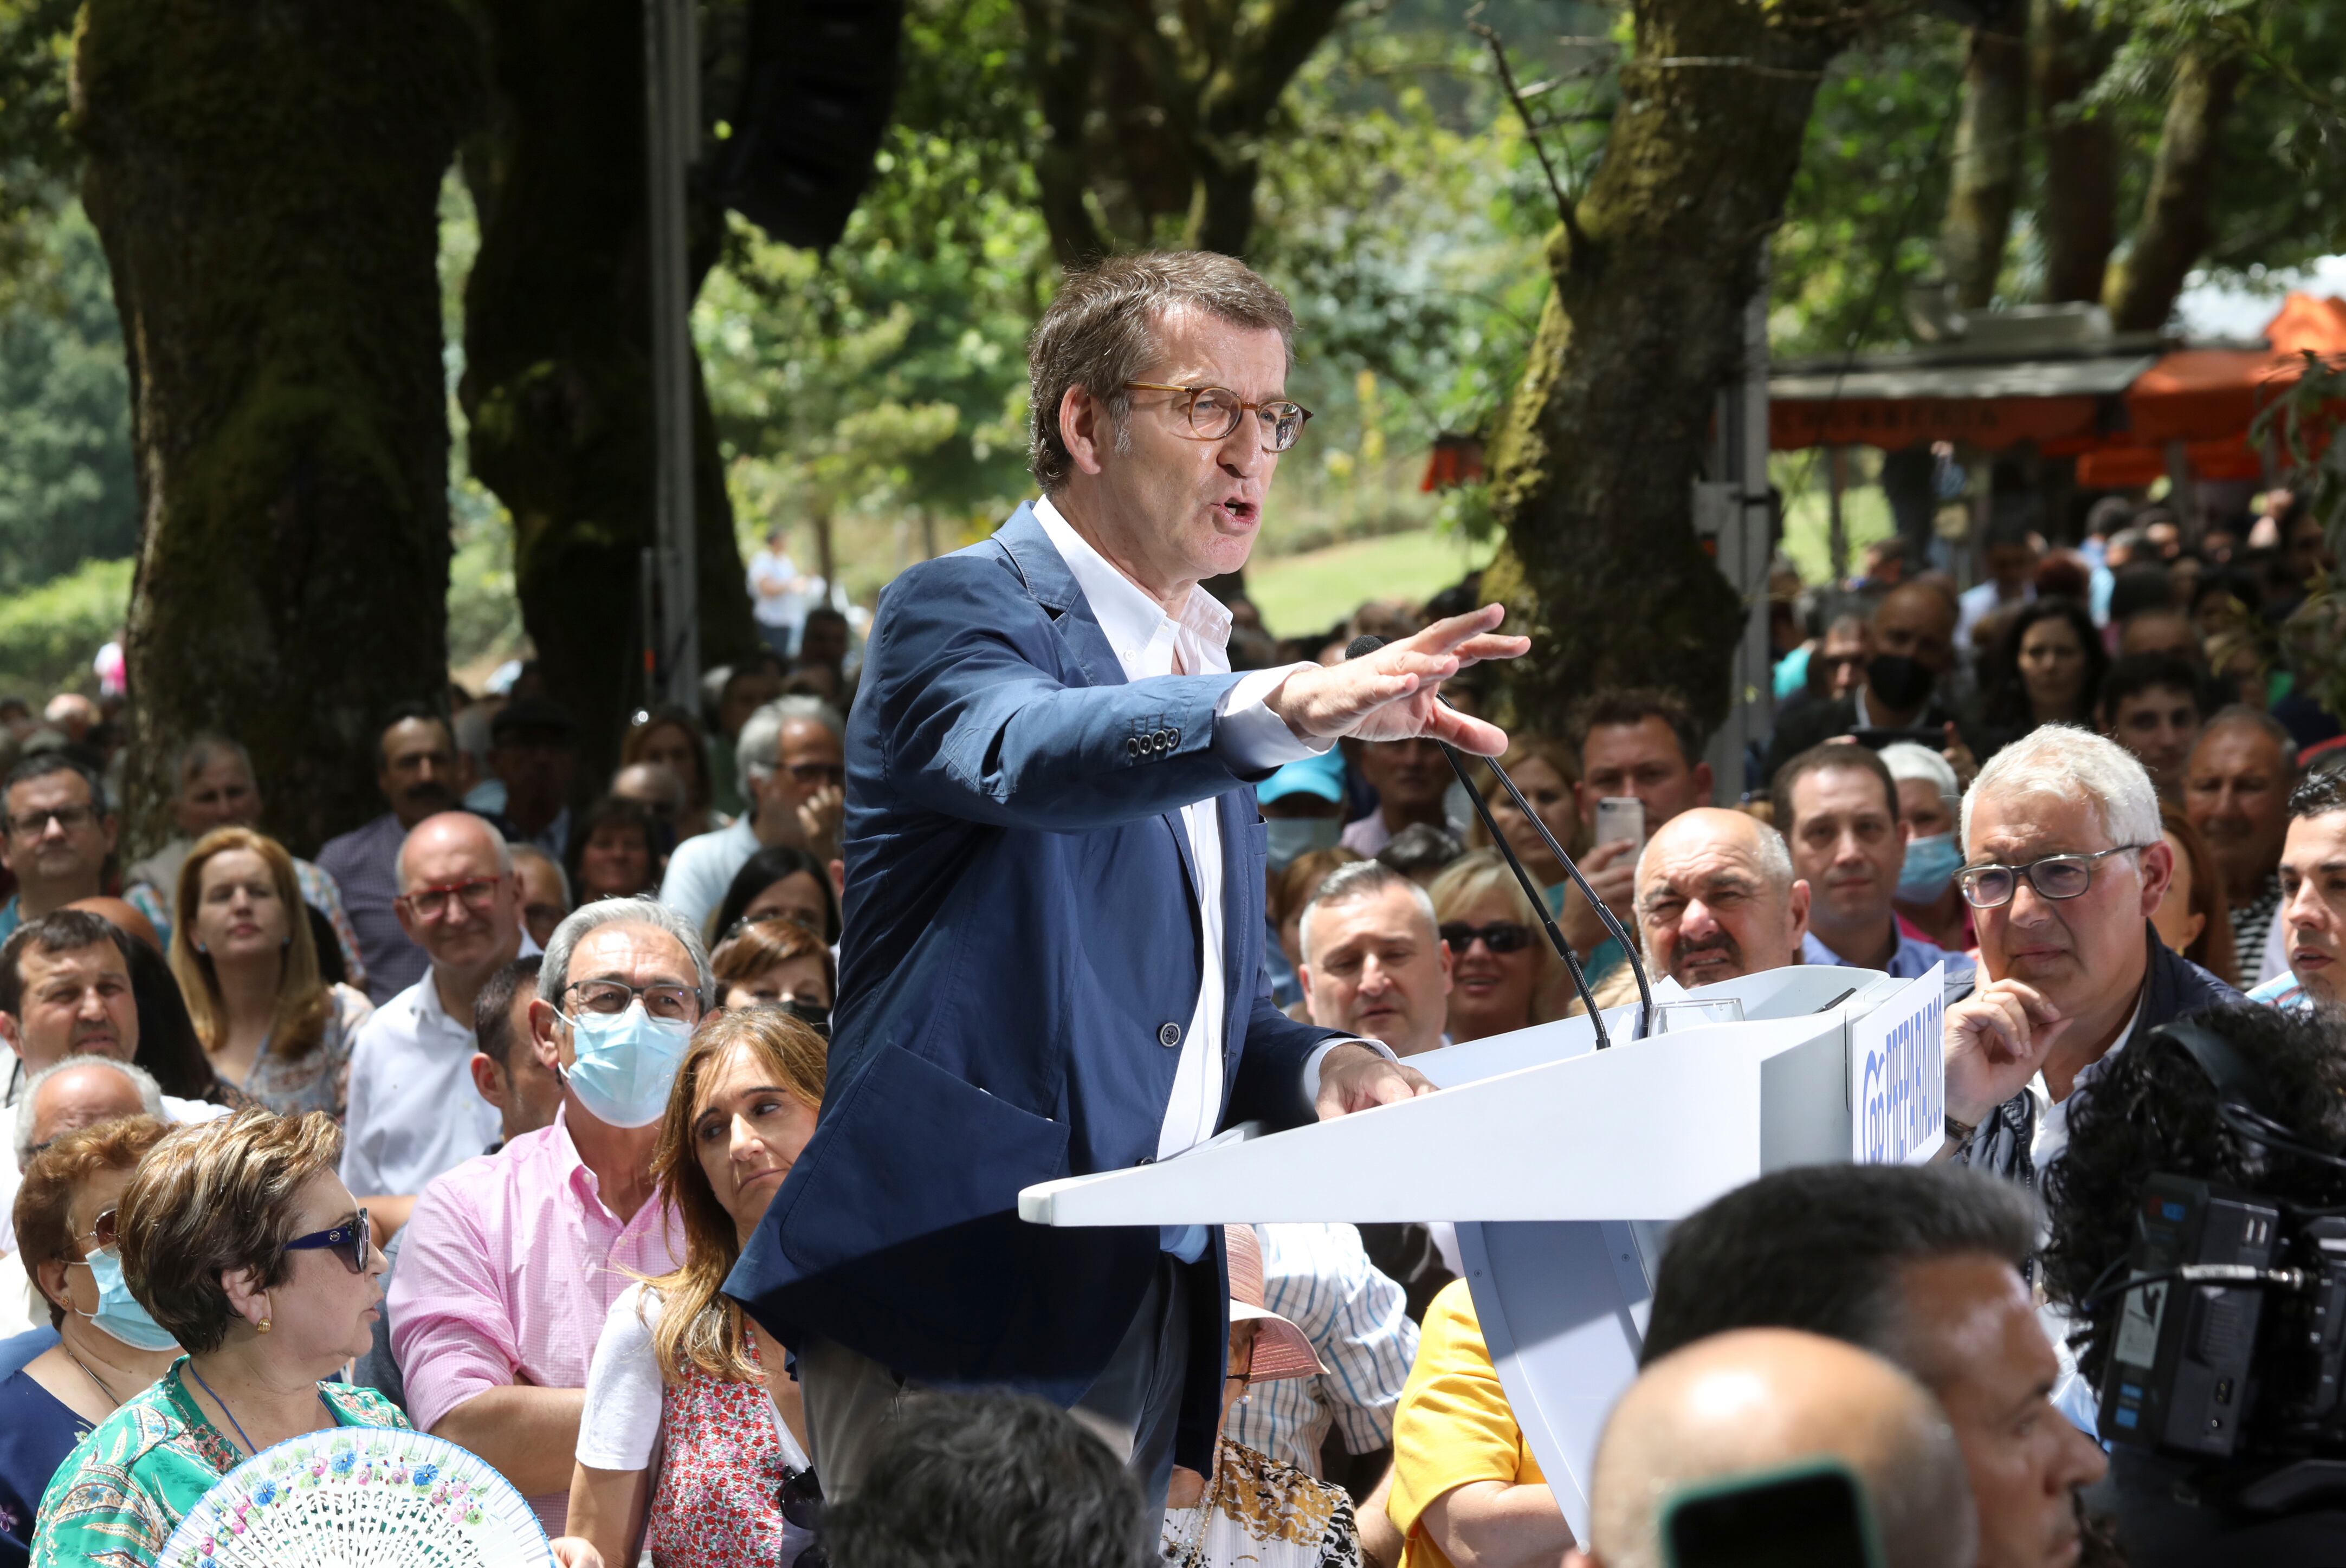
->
[1469,19,1587,257]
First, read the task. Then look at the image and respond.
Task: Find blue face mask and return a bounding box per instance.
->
[1265,818,1341,871]
[1898,831,1963,903]
[558,1001,693,1129]
[75,1248,179,1352]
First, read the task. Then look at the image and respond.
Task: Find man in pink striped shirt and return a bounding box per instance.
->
[389,896,705,1533]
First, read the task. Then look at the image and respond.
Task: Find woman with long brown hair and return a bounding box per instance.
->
[2155,800,2240,987]
[566,1007,827,1568]
[167,827,372,1119]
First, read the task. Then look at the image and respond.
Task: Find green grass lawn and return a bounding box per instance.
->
[1246,527,1496,640]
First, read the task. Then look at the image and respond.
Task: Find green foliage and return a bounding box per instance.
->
[0,197,139,591]
[696,0,1046,562]
[0,555,131,696]
[1769,25,1964,358]
[0,0,77,301]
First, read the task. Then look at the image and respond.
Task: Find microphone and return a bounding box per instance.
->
[1346,634,1654,1044]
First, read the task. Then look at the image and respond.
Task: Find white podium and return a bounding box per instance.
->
[1020,962,1947,1540]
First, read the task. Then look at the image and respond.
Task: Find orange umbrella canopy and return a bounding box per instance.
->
[2122,293,2346,445]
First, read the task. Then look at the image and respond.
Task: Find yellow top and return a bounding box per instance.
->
[1387,1278,1548,1568]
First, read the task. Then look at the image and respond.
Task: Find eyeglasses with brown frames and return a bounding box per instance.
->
[1122,383,1312,453]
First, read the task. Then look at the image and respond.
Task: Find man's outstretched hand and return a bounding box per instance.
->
[1314,1042,1438,1120]
[1265,604,1530,756]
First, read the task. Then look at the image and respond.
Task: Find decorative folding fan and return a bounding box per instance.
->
[159,1428,554,1568]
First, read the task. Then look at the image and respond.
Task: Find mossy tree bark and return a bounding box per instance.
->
[461,0,755,787]
[2104,41,2242,333]
[1016,0,1348,263]
[1940,22,2029,310]
[2033,0,2120,305]
[76,0,479,856]
[1480,0,1856,738]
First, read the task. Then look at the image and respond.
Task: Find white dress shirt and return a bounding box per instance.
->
[1032,498,1382,1163]
[339,967,507,1197]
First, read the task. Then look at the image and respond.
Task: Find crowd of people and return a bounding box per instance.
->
[4,254,2346,1568]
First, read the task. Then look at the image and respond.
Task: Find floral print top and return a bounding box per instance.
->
[234,983,374,1122]
[30,1359,406,1568]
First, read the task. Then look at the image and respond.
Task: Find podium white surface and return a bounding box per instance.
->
[1019,962,1947,1541]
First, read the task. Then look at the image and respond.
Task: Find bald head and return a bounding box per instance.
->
[1873,584,1958,677]
[397,809,512,892]
[20,1057,156,1163]
[1583,1329,1974,1568]
[395,811,522,991]
[1634,808,1809,987]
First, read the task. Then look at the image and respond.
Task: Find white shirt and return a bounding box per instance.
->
[1225,1223,1418,1476]
[658,813,760,934]
[579,1283,817,1564]
[339,969,505,1197]
[1032,498,1383,1161]
[749,548,811,630]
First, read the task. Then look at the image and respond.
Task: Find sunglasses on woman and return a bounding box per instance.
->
[1438,921,1535,955]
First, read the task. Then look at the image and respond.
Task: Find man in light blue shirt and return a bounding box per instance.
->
[1774,742,1974,996]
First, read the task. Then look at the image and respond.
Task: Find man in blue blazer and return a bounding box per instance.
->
[728,251,1526,1505]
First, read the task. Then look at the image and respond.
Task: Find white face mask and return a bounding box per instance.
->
[557,1001,693,1128]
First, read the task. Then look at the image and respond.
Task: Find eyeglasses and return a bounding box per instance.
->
[1123,383,1313,453]
[397,876,503,921]
[93,1206,123,1252]
[284,1209,372,1274]
[1957,845,2148,909]
[783,761,846,788]
[5,804,98,837]
[565,979,703,1022]
[1225,1339,1255,1388]
[1439,921,1535,955]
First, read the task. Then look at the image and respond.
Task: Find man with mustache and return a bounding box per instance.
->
[318,703,468,1003]
[1632,808,1811,988]
[2182,705,2296,987]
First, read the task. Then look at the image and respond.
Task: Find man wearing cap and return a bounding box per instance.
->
[1160,1224,1364,1567]
[1258,751,1349,1008]
[486,699,579,861]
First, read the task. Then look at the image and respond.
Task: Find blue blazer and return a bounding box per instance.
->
[728,504,1344,1466]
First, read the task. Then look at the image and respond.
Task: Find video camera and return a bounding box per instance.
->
[2060,1015,2346,1511]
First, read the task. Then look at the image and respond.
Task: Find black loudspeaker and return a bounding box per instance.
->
[718,0,904,251]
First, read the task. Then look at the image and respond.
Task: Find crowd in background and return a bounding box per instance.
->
[0,469,2338,1568]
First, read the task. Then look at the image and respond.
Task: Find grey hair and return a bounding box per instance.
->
[1876,742,1959,807]
[173,733,253,793]
[395,811,515,893]
[509,843,572,908]
[15,1053,164,1164]
[538,896,715,1005]
[1962,724,2160,852]
[1298,859,1438,966]
[735,696,847,801]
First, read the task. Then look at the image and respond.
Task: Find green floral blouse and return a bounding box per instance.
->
[30,1359,406,1568]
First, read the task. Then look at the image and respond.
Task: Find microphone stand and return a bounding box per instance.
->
[1346,637,1655,1044]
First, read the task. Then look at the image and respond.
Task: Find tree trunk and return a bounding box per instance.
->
[1939,24,2028,310]
[1017,0,1346,263]
[1481,0,1853,738]
[76,0,478,857]
[2032,0,2118,304]
[2104,42,2243,333]
[461,0,755,789]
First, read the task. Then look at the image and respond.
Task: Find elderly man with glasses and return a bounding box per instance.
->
[1941,727,2240,1186]
[339,812,538,1208]
[387,896,705,1535]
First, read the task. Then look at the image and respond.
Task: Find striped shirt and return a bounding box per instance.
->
[1227,1223,1419,1478]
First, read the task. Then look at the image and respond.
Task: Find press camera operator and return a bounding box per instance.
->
[2041,1001,2346,1567]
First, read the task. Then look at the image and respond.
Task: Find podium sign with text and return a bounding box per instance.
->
[1851,962,1946,1166]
